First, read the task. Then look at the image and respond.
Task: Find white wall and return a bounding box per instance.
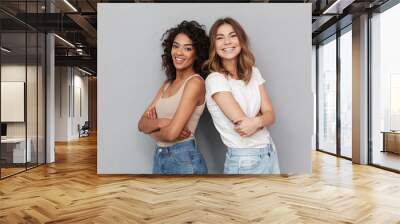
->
[1,65,26,129]
[55,67,89,141]
[98,3,313,174]
[55,67,69,141]
[1,65,38,138]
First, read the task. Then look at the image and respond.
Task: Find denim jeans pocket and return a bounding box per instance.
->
[172,151,192,165]
[159,151,193,174]
[238,155,262,174]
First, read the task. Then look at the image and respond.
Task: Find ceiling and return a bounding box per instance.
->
[0,0,392,75]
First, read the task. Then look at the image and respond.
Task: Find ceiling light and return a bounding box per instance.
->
[322,0,355,15]
[63,0,78,12]
[54,34,75,48]
[323,0,343,14]
[76,49,84,55]
[1,47,11,53]
[78,67,93,76]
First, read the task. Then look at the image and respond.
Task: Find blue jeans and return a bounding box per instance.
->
[153,139,208,174]
[224,144,280,174]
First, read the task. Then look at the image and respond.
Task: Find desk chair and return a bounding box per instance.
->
[79,121,90,138]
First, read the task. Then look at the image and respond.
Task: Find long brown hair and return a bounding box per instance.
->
[204,17,255,83]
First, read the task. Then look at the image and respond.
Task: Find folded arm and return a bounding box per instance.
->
[211,91,247,124]
[150,119,191,142]
[138,82,166,134]
[212,85,275,137]
[234,85,275,136]
[256,85,275,127]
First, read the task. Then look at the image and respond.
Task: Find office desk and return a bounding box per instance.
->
[381,131,400,154]
[1,138,31,163]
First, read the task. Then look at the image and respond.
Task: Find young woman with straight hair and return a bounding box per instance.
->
[204,17,280,174]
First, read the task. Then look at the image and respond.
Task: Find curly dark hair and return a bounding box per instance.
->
[161,20,210,81]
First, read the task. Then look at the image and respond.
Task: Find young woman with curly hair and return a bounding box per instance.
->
[204,17,280,174]
[138,20,209,174]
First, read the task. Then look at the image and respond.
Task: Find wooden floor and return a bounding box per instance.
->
[1,135,400,223]
[1,167,26,178]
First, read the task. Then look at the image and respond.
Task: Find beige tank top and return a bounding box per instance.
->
[155,74,205,147]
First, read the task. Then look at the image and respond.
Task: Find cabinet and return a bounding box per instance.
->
[382,131,400,154]
[0,138,32,165]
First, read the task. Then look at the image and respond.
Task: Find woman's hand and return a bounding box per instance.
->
[145,107,157,120]
[138,107,159,134]
[234,117,262,137]
[177,128,191,140]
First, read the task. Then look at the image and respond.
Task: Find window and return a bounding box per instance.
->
[371,3,400,171]
[340,29,352,158]
[318,36,337,155]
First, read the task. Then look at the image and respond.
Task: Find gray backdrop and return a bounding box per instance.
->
[98,3,313,174]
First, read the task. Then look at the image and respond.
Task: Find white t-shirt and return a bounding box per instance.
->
[205,67,271,149]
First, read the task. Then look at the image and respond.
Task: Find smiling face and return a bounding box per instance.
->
[171,33,196,72]
[215,23,241,62]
